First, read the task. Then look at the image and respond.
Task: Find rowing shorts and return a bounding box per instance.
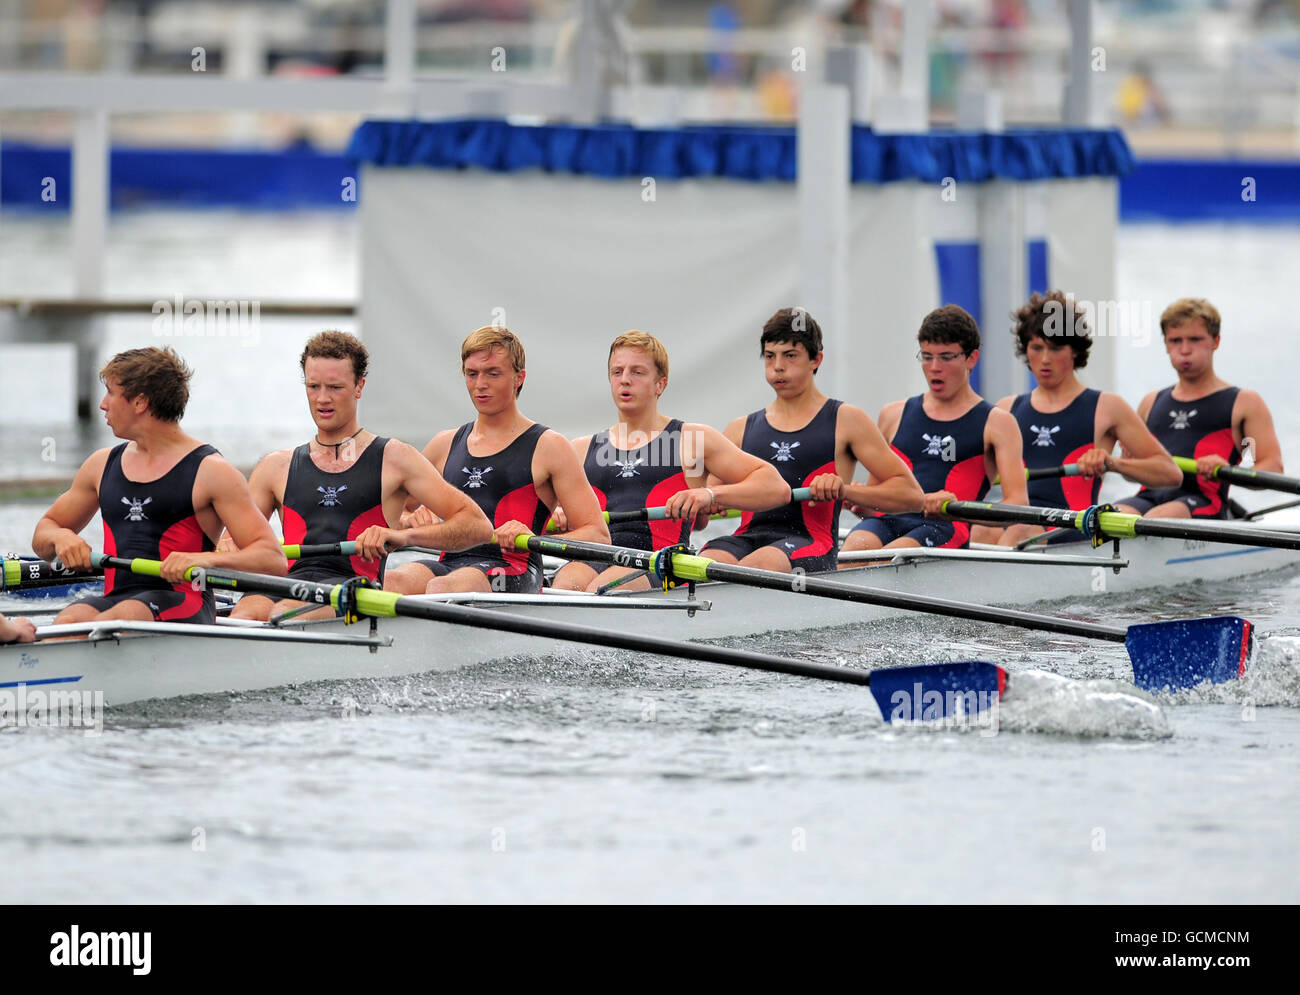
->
[1116,489,1223,518]
[848,513,969,549]
[71,588,216,624]
[412,555,542,594]
[701,528,838,573]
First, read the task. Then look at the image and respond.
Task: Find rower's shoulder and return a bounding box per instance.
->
[569,433,594,455]
[537,426,580,460]
[877,398,906,421]
[1232,386,1271,410]
[72,446,114,485]
[993,393,1016,412]
[984,404,1020,432]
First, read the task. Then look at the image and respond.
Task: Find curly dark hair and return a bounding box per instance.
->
[1011,291,1092,368]
[300,330,370,382]
[760,307,823,369]
[99,347,192,423]
[917,305,981,354]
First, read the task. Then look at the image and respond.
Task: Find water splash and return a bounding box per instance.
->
[997,669,1172,739]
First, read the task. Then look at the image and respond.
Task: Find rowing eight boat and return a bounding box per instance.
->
[3,525,1296,706]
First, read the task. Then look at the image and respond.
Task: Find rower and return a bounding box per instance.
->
[384,326,610,595]
[699,307,922,574]
[842,305,1025,552]
[221,331,492,622]
[1115,297,1284,519]
[550,331,789,593]
[972,291,1182,545]
[32,347,287,625]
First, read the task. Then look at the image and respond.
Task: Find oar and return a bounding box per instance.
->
[1172,457,1300,497]
[542,487,820,533]
[519,534,1254,693]
[994,464,1083,485]
[942,500,1300,552]
[1,556,95,591]
[87,552,1004,724]
[5,539,369,590]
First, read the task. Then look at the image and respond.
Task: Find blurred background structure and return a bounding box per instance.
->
[1,0,1298,479]
[2,0,1299,152]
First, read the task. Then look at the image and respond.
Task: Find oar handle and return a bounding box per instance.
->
[1173,457,1300,496]
[994,465,1082,485]
[1,556,101,591]
[283,541,359,559]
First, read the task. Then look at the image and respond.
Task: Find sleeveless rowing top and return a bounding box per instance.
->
[281,436,390,582]
[446,421,550,575]
[1011,388,1101,510]
[1140,385,1241,513]
[734,398,842,552]
[890,395,992,500]
[99,442,217,616]
[583,418,690,551]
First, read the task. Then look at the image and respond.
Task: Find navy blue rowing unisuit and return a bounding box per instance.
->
[583,419,690,551]
[281,436,390,584]
[438,421,550,592]
[850,395,991,548]
[73,442,218,622]
[1011,388,1101,510]
[1120,385,1240,518]
[703,398,841,571]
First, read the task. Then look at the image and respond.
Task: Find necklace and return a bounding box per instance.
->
[314,428,364,460]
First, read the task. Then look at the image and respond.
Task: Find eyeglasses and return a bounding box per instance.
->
[916,350,968,364]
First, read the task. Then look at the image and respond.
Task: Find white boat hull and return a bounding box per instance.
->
[3,533,1297,706]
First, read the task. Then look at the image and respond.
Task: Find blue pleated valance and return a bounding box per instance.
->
[347,118,1135,184]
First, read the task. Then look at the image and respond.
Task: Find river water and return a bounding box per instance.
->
[1,212,1297,903]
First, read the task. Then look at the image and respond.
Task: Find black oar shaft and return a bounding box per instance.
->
[1216,465,1300,496]
[92,555,873,687]
[524,537,1129,642]
[945,501,1300,551]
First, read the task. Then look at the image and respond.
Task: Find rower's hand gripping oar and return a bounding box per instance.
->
[88,551,1005,725]
[520,532,1256,694]
[1172,456,1300,497]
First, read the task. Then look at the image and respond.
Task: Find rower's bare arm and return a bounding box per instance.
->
[403,430,457,517]
[384,441,492,553]
[32,448,109,571]
[841,405,923,513]
[217,450,287,552]
[988,408,1029,506]
[994,395,1015,412]
[875,401,904,443]
[1134,390,1157,426]
[690,424,789,510]
[540,432,609,544]
[1100,392,1182,487]
[705,416,749,491]
[180,458,287,581]
[1237,390,1284,473]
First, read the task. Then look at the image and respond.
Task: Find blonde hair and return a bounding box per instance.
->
[1160,298,1221,339]
[608,330,669,380]
[461,325,526,396]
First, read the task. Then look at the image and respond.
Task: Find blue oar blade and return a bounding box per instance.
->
[868,662,1006,724]
[1125,616,1253,692]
